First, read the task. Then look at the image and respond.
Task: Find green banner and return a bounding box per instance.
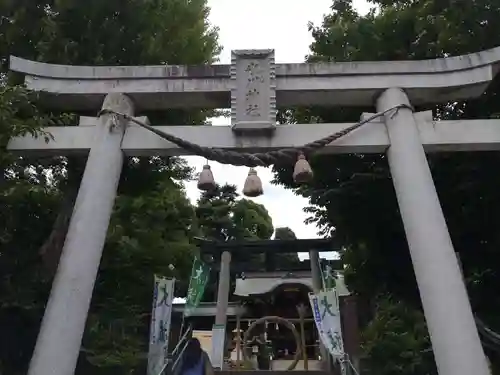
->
[319,259,336,290]
[183,256,210,317]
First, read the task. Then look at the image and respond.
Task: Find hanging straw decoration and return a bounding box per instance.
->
[293,152,313,184]
[197,164,216,191]
[98,105,411,195]
[242,168,263,197]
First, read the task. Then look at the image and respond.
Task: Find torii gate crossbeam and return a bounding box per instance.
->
[8,113,500,156]
[8,48,500,375]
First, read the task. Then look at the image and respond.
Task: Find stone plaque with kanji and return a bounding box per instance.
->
[231,49,276,134]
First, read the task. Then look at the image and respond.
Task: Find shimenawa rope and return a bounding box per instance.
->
[97,104,412,167]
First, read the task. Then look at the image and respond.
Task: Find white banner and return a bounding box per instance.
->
[210,324,226,369]
[309,289,345,358]
[148,276,175,375]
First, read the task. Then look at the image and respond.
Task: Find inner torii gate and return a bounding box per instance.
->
[8,48,500,375]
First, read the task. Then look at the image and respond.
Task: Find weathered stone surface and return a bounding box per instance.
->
[8,116,500,156]
[231,49,276,134]
[9,46,500,111]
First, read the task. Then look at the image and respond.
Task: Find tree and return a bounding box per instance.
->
[1,0,219,69]
[195,183,274,282]
[274,227,297,240]
[195,184,274,243]
[362,296,436,375]
[0,0,220,373]
[273,227,299,266]
[196,184,239,242]
[232,199,275,241]
[273,0,500,371]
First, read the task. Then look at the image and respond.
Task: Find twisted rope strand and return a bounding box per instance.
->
[97,104,412,167]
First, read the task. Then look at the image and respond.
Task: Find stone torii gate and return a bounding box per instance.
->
[8,48,500,375]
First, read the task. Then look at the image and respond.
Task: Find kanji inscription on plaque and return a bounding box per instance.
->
[231,49,276,134]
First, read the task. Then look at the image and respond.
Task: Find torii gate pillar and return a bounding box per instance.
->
[377,88,490,375]
[27,93,134,375]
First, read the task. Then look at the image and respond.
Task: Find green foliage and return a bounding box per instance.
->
[195,184,274,242]
[0,183,61,374]
[362,297,436,375]
[0,85,54,165]
[273,0,500,371]
[1,0,220,68]
[196,184,239,241]
[273,227,299,265]
[274,227,297,240]
[232,199,274,241]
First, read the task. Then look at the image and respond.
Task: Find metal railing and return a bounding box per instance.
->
[157,325,193,375]
[340,354,360,375]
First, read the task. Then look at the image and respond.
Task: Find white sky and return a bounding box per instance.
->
[183,0,372,256]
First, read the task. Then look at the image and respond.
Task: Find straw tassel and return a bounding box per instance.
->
[293,152,313,183]
[197,164,216,191]
[242,168,263,197]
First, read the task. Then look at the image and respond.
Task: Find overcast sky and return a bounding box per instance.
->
[183,0,372,254]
